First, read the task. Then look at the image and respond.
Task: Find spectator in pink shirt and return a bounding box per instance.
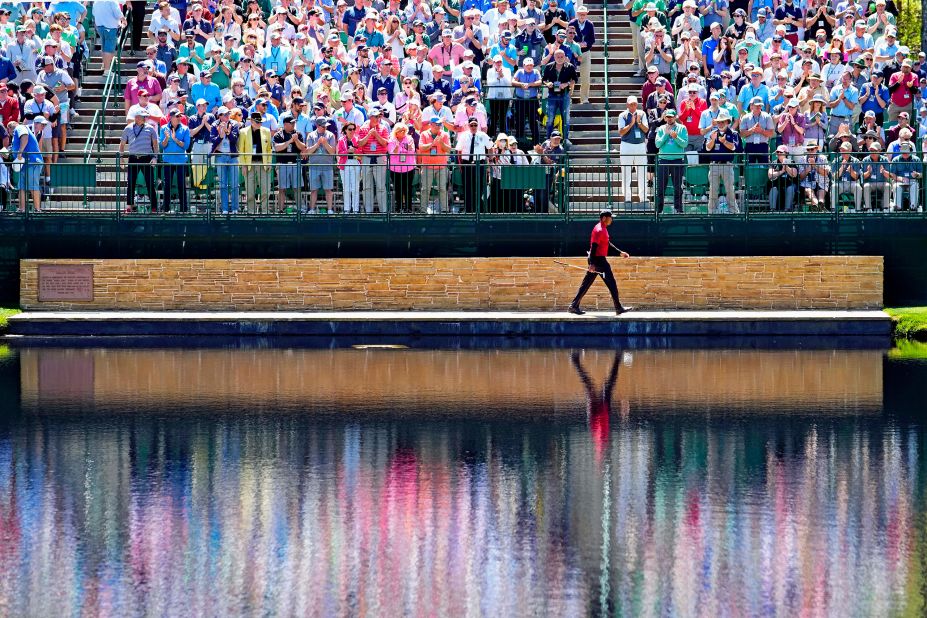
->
[429,29,467,70]
[888,60,919,121]
[387,122,417,212]
[337,122,362,213]
[124,62,163,111]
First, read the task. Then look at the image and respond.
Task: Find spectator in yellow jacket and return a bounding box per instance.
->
[238,111,274,214]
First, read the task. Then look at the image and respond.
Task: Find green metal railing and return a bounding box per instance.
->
[83,11,132,162]
[4,152,926,220]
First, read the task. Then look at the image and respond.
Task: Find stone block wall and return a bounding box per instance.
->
[19,256,883,311]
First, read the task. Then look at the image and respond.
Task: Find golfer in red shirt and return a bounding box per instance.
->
[568,210,633,315]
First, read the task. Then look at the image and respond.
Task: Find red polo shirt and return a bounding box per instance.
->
[590,222,609,256]
[0,96,19,127]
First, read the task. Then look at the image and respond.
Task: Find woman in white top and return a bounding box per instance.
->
[383,16,407,60]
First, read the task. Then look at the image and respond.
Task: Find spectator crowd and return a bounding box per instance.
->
[0,0,92,212]
[2,0,926,215]
[619,0,927,213]
[103,0,597,214]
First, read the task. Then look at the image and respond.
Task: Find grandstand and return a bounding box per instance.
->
[61,2,643,212]
[1,0,927,307]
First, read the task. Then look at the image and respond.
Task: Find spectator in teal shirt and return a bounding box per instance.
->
[655,108,688,213]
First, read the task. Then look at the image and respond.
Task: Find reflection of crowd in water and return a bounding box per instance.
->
[0,414,921,615]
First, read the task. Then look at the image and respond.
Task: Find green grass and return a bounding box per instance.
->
[885,307,927,341]
[0,308,20,333]
[888,340,927,361]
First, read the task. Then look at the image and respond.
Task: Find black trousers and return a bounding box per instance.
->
[162,164,188,213]
[488,99,509,136]
[513,98,539,144]
[571,256,622,310]
[655,159,684,213]
[391,169,414,212]
[461,162,481,212]
[126,155,156,210]
[744,143,768,164]
[130,1,147,50]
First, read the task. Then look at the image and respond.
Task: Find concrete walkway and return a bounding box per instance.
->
[6,310,891,338]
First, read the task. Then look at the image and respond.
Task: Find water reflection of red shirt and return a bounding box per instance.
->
[589,401,610,461]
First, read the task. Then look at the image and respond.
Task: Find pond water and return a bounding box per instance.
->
[0,344,925,617]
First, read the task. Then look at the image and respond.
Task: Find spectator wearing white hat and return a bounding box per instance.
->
[843,20,874,63]
[356,107,391,213]
[617,96,649,205]
[832,142,863,212]
[861,143,891,211]
[704,109,741,214]
[888,59,918,121]
[336,119,362,214]
[418,116,452,213]
[401,45,435,88]
[569,6,595,104]
[511,58,542,144]
[739,96,774,163]
[23,87,54,187]
[866,0,895,38]
[887,141,922,211]
[119,109,159,213]
[486,55,513,136]
[209,106,241,214]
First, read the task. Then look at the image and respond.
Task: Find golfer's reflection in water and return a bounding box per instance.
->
[571,351,631,463]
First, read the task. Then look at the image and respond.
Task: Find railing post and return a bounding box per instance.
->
[477,157,483,223]
[561,155,569,218]
[114,152,121,221]
[602,0,613,213]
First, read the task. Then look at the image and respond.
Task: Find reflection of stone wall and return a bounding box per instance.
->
[20,256,883,311]
[19,349,883,415]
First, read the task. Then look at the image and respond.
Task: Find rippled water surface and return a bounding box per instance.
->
[0,345,925,617]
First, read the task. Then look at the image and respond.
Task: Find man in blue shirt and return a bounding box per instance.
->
[859,72,888,124]
[159,109,191,213]
[342,0,368,37]
[261,33,291,76]
[512,58,542,144]
[10,120,43,212]
[736,67,769,113]
[701,22,722,76]
[703,109,741,213]
[189,71,221,112]
[774,0,802,44]
[827,71,859,136]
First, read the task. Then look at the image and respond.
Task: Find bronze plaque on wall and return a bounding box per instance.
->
[38,264,94,302]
